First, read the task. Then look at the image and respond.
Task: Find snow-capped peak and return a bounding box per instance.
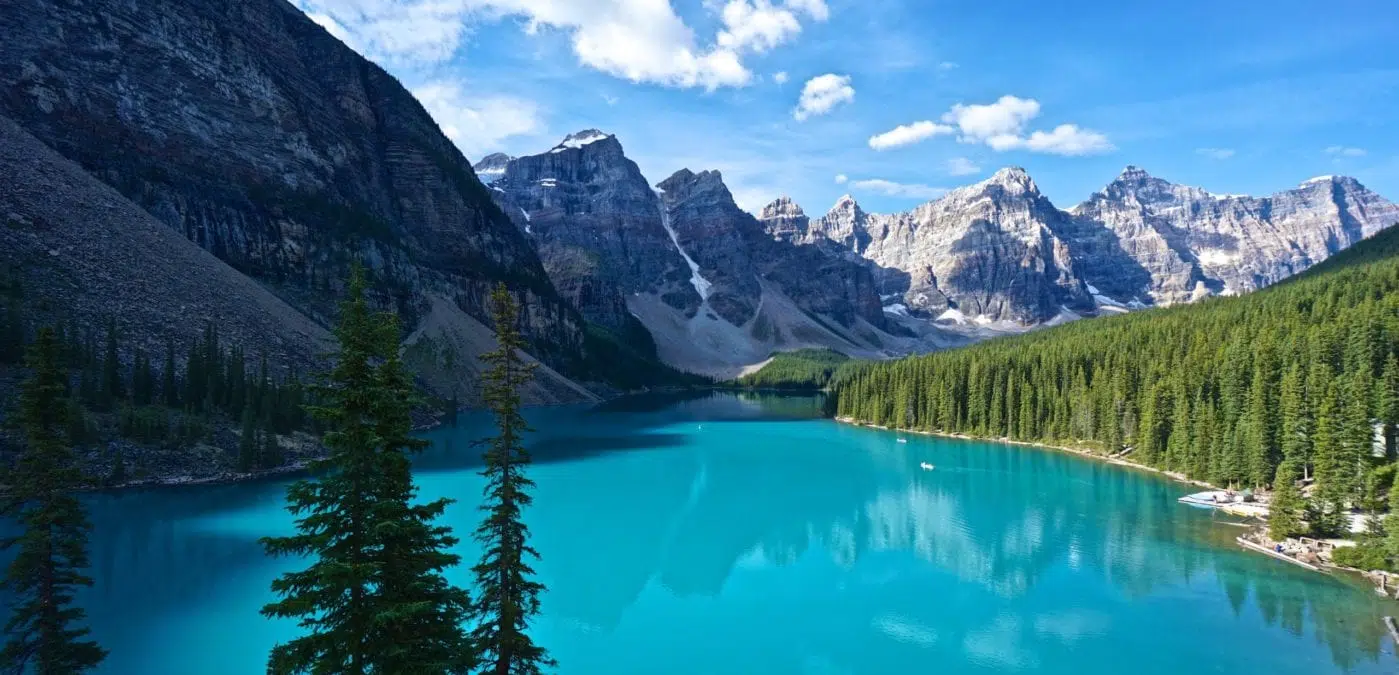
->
[832,193,859,210]
[551,129,613,152]
[984,166,1038,194]
[1301,175,1335,185]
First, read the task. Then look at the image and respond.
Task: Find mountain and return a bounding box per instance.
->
[1064,167,1399,305]
[0,0,592,398]
[807,168,1094,325]
[485,132,950,377]
[797,166,1397,325]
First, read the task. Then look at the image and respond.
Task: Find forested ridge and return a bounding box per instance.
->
[834,226,1399,540]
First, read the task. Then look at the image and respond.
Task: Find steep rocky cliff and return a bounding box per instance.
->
[480,130,700,330]
[0,0,585,375]
[1065,167,1399,305]
[808,168,1094,324]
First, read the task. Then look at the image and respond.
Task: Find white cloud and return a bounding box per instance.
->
[1196,147,1235,159]
[411,81,542,159]
[834,173,848,184]
[945,157,980,176]
[295,0,473,64]
[784,0,830,20]
[1017,124,1114,156]
[942,95,1041,144]
[1324,145,1366,157]
[602,93,619,105]
[849,178,946,200]
[773,71,790,84]
[716,1,807,54]
[871,95,1112,155]
[293,0,826,91]
[868,120,954,150]
[794,73,854,121]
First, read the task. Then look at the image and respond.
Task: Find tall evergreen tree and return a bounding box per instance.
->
[366,316,474,673]
[471,284,555,675]
[1268,461,1305,541]
[261,270,389,673]
[0,328,107,673]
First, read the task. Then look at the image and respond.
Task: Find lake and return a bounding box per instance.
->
[74,392,1395,674]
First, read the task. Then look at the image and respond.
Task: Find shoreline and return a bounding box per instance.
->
[833,416,1219,491]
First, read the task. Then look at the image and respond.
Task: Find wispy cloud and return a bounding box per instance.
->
[834,173,848,184]
[945,157,980,175]
[794,74,854,121]
[849,178,946,199]
[869,121,954,150]
[1195,147,1235,159]
[1324,145,1366,157]
[411,81,542,158]
[773,71,790,84]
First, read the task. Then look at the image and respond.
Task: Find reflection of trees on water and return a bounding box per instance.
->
[537,423,1391,671]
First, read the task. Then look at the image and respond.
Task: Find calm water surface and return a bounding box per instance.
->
[75,393,1395,674]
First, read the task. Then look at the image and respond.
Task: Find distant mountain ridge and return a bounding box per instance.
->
[481,131,1396,375]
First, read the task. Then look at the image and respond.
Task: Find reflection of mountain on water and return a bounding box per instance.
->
[532,411,1391,670]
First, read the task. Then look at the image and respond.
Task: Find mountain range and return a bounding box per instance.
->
[479,131,1399,376]
[1,0,1396,393]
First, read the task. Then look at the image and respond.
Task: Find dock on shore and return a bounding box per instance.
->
[1236,537,1322,572]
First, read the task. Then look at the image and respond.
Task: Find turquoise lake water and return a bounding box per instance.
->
[71,392,1395,674]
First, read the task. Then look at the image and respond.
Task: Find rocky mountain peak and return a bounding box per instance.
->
[984,166,1039,196]
[472,152,514,182]
[1115,165,1151,183]
[761,195,805,219]
[758,196,809,242]
[551,129,616,152]
[656,169,734,207]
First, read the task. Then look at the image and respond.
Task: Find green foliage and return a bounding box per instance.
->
[834,227,1399,521]
[735,348,853,390]
[581,321,711,390]
[260,267,473,674]
[1331,542,1391,571]
[471,284,555,674]
[0,328,107,673]
[1269,462,1305,541]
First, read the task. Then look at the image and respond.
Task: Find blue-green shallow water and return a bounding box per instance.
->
[67,393,1395,674]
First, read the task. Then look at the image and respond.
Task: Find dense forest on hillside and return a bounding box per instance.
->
[735,349,852,390]
[834,226,1399,541]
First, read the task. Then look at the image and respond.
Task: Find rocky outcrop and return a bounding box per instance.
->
[0,0,584,371]
[1066,167,1399,304]
[656,170,763,326]
[809,168,1094,324]
[480,130,701,329]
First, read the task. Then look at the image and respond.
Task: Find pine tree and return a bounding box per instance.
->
[237,408,258,473]
[471,283,555,675]
[98,321,121,411]
[162,341,179,408]
[0,328,107,673]
[261,270,386,674]
[1268,461,1305,541]
[366,315,473,673]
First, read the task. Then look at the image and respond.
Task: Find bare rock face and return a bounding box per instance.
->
[0,0,584,368]
[480,130,701,329]
[809,168,1094,324]
[1066,167,1399,304]
[758,196,810,243]
[656,169,763,326]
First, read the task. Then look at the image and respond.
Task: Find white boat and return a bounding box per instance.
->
[897,438,908,444]
[920,462,934,471]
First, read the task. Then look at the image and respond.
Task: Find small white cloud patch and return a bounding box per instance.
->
[1324,145,1366,157]
[849,178,946,200]
[834,173,848,184]
[868,120,954,150]
[773,71,790,84]
[794,73,854,121]
[945,157,980,176]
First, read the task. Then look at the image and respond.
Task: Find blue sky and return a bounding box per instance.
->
[292,0,1399,215]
